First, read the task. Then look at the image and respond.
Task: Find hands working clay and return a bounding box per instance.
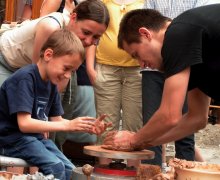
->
[101,130,141,151]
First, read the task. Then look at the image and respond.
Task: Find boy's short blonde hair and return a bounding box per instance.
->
[40,29,85,61]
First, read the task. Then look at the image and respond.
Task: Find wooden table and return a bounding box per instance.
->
[5,0,15,22]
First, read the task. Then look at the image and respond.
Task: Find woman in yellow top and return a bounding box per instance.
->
[86,0,144,165]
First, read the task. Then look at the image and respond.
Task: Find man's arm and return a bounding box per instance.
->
[130,68,189,149]
[103,68,191,151]
[152,88,210,146]
[103,67,210,151]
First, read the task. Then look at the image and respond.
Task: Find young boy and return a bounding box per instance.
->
[0,29,109,180]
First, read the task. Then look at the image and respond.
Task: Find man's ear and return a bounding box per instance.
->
[138,27,152,40]
[44,48,53,62]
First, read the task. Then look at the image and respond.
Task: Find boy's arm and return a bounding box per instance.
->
[50,114,112,135]
[86,45,97,85]
[17,112,70,133]
[17,113,110,134]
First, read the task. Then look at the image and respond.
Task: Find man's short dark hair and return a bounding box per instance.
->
[118,9,171,49]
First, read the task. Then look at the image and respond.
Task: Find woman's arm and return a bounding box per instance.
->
[86,45,97,85]
[40,0,62,17]
[32,17,61,63]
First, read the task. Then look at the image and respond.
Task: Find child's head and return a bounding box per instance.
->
[40,29,85,60]
[39,29,84,86]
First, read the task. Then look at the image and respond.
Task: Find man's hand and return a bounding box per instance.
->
[101,130,140,151]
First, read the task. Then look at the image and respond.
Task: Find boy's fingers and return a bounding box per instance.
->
[98,114,108,121]
[82,117,96,121]
[105,122,112,128]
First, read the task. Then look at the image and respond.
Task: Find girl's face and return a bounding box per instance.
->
[68,14,107,47]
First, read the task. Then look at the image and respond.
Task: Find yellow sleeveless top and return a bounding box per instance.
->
[96,0,144,67]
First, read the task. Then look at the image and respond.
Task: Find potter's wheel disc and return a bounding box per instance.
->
[83,145,154,160]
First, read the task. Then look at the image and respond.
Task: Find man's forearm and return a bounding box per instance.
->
[144,113,207,147]
[132,110,179,149]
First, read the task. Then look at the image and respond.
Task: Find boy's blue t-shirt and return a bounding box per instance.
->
[0,64,63,147]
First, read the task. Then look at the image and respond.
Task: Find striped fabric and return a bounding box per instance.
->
[25,0,32,6]
[144,0,213,19]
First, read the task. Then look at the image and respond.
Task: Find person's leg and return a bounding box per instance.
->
[94,63,122,165]
[2,136,74,180]
[61,72,77,119]
[66,85,97,143]
[175,96,195,161]
[121,66,142,132]
[54,73,77,151]
[0,54,13,86]
[141,71,165,166]
[94,64,122,145]
[175,134,195,161]
[194,146,205,162]
[42,138,74,179]
[122,66,142,167]
[21,4,32,21]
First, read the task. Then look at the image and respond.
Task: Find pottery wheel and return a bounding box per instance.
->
[83,145,155,160]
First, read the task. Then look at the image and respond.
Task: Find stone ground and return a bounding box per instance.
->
[195,124,220,164]
[166,124,220,164]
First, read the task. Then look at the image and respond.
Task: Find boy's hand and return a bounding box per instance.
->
[68,115,111,134]
[69,117,96,133]
[92,114,112,135]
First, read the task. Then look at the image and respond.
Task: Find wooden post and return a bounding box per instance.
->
[32,0,43,19]
[4,0,43,22]
[5,0,16,22]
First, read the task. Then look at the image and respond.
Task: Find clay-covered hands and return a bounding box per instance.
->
[69,116,97,134]
[101,130,142,151]
[68,115,111,135]
[92,114,112,135]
